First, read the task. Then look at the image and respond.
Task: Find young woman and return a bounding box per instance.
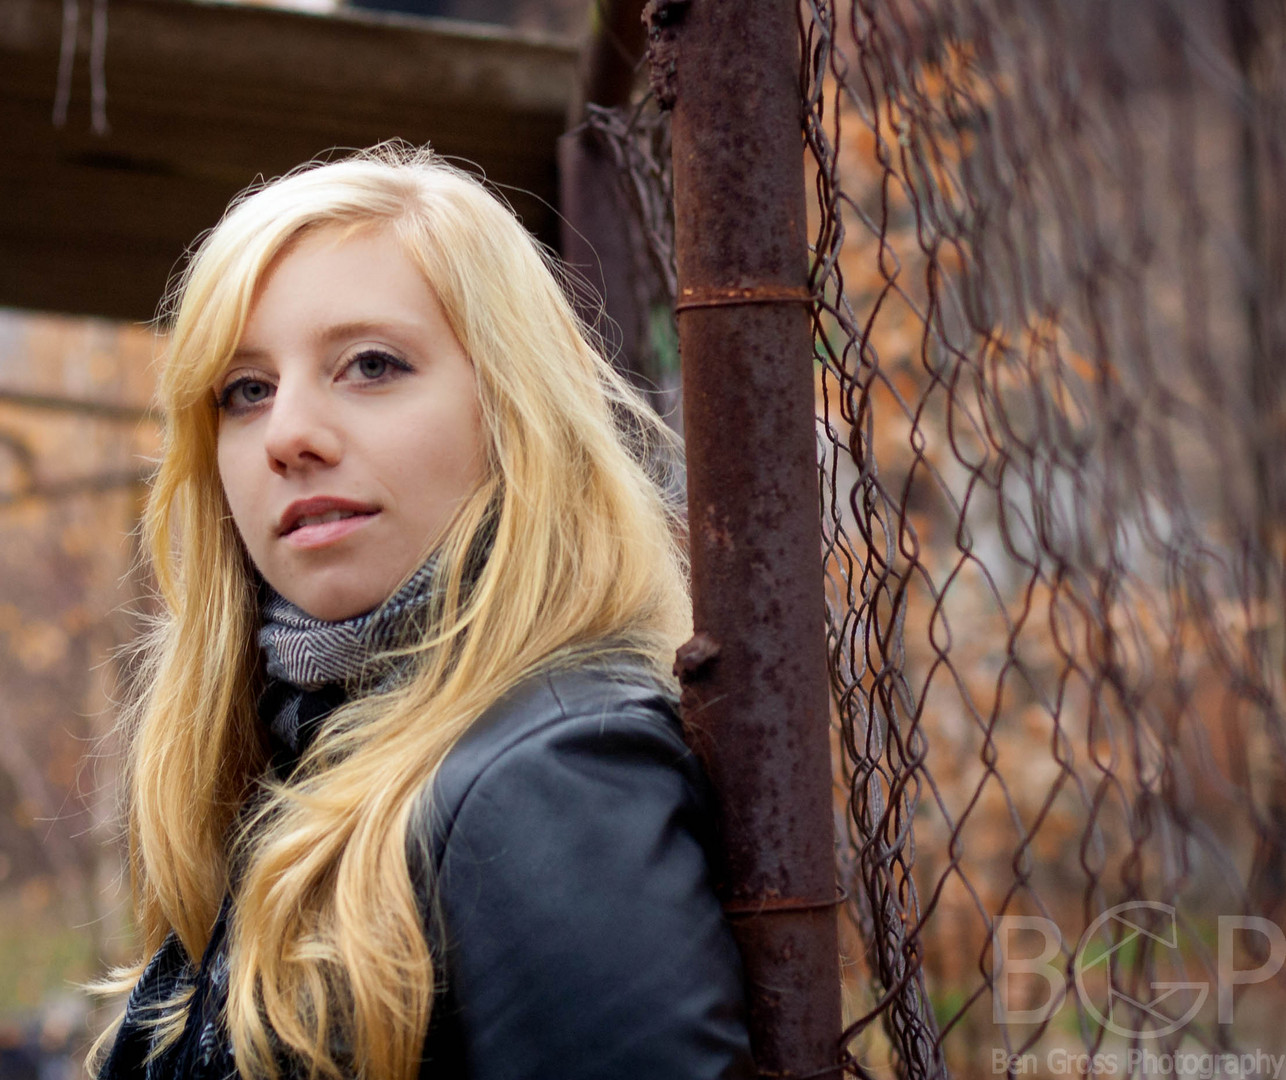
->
[97,146,753,1080]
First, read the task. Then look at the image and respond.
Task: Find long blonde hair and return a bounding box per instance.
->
[108,144,689,1080]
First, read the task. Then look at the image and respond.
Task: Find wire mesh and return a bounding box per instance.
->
[805,0,1286,1075]
[595,0,1286,1075]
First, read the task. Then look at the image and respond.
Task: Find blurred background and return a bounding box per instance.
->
[0,0,591,1073]
[3,0,1285,1076]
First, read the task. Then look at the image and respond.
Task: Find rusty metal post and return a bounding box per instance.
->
[645,1,844,1076]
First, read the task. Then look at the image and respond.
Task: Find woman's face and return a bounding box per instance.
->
[214,224,486,621]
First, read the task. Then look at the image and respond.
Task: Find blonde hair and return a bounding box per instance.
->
[106,144,689,1080]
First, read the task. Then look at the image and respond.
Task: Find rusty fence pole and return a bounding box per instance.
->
[644,0,844,1076]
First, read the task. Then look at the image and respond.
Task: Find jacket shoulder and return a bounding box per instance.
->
[424,662,687,852]
[414,661,754,1079]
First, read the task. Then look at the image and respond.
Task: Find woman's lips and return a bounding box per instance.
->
[283,510,378,549]
[278,497,380,549]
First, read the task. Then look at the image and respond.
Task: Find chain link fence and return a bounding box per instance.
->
[804,0,1286,1074]
[592,0,1286,1075]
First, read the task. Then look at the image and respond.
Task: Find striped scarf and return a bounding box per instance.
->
[101,558,463,1080]
[257,555,440,753]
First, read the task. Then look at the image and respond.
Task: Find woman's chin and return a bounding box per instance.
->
[277,583,383,622]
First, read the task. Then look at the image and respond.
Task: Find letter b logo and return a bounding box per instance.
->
[993,916,1065,1023]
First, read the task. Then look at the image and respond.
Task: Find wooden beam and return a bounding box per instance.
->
[0,0,576,322]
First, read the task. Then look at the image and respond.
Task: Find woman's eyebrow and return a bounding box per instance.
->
[229,319,420,362]
[315,319,417,344]
[228,345,269,363]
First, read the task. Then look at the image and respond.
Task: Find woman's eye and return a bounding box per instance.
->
[217,378,274,412]
[346,350,409,382]
[356,353,389,379]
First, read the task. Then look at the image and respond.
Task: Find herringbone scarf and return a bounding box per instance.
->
[257,555,440,753]
[102,554,477,1080]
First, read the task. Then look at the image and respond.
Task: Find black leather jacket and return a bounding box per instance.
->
[101,663,755,1080]
[418,663,754,1077]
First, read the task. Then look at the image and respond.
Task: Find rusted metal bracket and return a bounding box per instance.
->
[674,630,721,678]
[675,284,813,312]
[642,0,691,109]
[723,887,849,919]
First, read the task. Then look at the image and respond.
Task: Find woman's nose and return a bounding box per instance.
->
[262,381,343,475]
